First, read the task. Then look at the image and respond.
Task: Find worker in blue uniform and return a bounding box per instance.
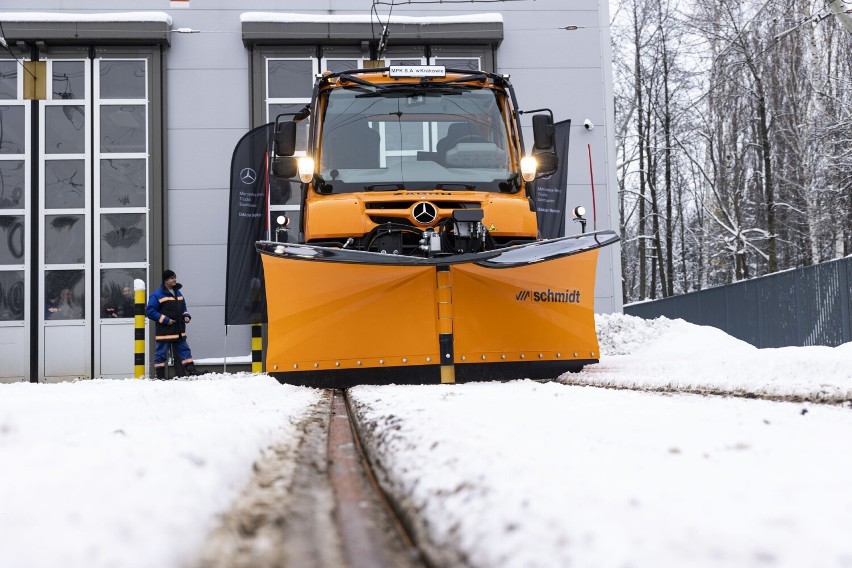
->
[146,269,200,379]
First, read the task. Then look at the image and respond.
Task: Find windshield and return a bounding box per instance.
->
[318,85,514,193]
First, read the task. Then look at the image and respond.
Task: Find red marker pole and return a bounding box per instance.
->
[587,144,598,231]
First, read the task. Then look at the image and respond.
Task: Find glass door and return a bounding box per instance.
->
[94,58,149,378]
[39,58,91,381]
[0,58,30,382]
[36,56,151,381]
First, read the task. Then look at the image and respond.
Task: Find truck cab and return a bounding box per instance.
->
[271,66,558,256]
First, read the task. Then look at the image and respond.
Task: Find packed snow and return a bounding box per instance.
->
[1,314,850,567]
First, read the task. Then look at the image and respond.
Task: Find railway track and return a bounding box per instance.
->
[195,389,424,568]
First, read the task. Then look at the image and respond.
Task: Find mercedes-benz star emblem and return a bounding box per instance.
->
[412,201,438,225]
[240,167,257,185]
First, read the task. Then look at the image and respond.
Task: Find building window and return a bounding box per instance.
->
[431,57,481,71]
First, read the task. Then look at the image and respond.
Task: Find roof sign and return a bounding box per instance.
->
[389,66,446,78]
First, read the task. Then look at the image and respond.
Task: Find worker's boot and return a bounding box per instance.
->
[184,362,201,376]
[155,366,166,380]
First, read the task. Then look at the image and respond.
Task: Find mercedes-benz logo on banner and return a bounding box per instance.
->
[412,201,438,225]
[240,168,257,185]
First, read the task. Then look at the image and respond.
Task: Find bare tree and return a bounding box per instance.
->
[613,0,852,303]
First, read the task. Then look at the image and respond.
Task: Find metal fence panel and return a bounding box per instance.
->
[671,295,701,322]
[800,263,842,346]
[725,280,761,347]
[843,259,852,342]
[624,257,852,348]
[762,270,800,347]
[698,286,728,332]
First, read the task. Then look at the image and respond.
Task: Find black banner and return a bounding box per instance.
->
[534,119,571,239]
[225,123,273,325]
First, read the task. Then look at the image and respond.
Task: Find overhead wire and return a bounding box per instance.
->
[372,0,396,60]
[0,20,36,79]
[370,2,380,44]
[370,0,534,58]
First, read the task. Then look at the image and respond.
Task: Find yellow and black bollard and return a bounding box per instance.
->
[436,266,456,384]
[251,322,263,373]
[134,279,146,379]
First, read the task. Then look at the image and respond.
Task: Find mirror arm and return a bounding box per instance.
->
[519,108,554,122]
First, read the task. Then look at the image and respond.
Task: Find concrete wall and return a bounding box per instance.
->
[16,0,622,360]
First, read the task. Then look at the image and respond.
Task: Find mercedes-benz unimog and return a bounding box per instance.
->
[257,65,618,386]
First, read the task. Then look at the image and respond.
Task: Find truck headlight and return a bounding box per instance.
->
[520,156,537,182]
[297,156,315,183]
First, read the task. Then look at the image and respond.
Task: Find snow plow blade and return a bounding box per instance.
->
[257,230,618,387]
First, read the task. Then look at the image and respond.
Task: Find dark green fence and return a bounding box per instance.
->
[624,257,852,348]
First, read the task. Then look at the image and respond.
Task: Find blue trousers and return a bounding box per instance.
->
[154,338,193,367]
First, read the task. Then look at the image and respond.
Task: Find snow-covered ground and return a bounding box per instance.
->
[350,383,852,567]
[1,314,850,567]
[0,378,321,568]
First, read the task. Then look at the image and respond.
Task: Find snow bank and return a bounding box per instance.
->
[596,312,687,356]
[580,313,852,403]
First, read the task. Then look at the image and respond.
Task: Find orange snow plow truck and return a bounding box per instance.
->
[257,65,618,387]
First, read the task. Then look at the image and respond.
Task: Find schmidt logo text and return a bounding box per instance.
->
[515,289,582,303]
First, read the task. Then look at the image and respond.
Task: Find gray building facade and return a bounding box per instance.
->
[0,1,621,382]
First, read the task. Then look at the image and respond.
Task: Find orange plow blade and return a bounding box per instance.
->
[258,231,618,387]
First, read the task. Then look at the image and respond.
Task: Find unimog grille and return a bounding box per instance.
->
[366,201,483,228]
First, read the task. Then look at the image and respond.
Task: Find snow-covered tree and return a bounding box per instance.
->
[613,0,852,302]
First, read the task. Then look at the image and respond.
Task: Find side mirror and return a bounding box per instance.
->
[532,114,555,151]
[274,122,297,156]
[271,156,298,179]
[534,151,558,179]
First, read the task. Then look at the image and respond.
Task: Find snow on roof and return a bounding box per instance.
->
[240,12,503,25]
[0,12,173,25]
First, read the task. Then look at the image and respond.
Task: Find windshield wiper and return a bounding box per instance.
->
[364,183,406,191]
[435,73,490,86]
[435,183,476,190]
[354,85,471,98]
[338,74,379,89]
